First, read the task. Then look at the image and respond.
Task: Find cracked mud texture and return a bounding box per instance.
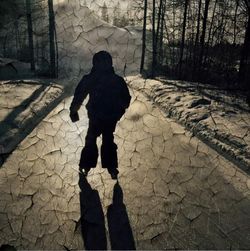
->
[127,76,250,172]
[54,0,142,78]
[80,0,137,24]
[0,86,250,250]
[0,80,63,157]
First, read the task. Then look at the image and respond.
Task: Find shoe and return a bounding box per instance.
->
[110,172,118,180]
[80,168,89,176]
[83,169,89,176]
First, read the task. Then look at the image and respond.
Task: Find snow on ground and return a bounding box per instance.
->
[127,75,250,171]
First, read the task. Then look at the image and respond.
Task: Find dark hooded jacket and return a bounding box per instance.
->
[70,52,131,121]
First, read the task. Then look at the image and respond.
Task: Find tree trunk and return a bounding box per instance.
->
[207,0,217,46]
[239,7,250,90]
[218,2,226,44]
[198,0,210,70]
[204,0,217,63]
[179,0,189,77]
[172,2,176,69]
[48,0,56,78]
[194,0,202,49]
[159,0,166,65]
[233,0,239,45]
[152,0,157,77]
[140,0,148,74]
[156,0,163,47]
[55,25,59,78]
[192,0,202,77]
[26,0,35,71]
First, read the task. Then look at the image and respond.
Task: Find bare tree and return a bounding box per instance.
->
[198,0,210,70]
[152,0,157,77]
[48,0,56,77]
[239,0,250,90]
[179,0,189,76]
[135,0,247,94]
[140,0,148,74]
[156,0,163,47]
[159,0,166,65]
[233,0,239,45]
[204,0,218,63]
[194,0,202,49]
[26,0,35,71]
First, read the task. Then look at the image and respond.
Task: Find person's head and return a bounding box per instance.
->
[92,51,113,71]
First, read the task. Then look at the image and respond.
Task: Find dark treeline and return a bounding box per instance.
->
[0,0,249,94]
[140,0,250,94]
[0,0,57,77]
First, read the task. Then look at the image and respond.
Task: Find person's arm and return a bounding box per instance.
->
[120,77,131,110]
[69,76,89,122]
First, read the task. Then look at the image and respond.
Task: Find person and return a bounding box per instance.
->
[69,51,131,179]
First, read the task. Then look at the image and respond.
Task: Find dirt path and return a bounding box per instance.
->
[0,88,250,249]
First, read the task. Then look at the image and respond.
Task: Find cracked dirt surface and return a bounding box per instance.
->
[0,80,64,159]
[127,76,250,172]
[0,87,250,250]
[55,0,142,79]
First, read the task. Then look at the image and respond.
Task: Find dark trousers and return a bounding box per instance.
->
[79,118,118,174]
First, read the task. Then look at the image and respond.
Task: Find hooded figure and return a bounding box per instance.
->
[70,51,131,179]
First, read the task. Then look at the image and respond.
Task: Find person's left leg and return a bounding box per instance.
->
[79,119,100,174]
[101,120,118,179]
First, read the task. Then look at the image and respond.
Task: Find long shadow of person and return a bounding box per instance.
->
[78,172,107,250]
[107,182,136,250]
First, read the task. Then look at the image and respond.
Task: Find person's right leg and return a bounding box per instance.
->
[101,120,119,179]
[79,119,100,175]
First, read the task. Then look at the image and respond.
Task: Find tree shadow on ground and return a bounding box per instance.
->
[0,81,66,167]
[78,172,136,250]
[0,84,47,130]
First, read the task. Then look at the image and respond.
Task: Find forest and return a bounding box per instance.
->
[139,0,250,92]
[0,0,57,77]
[0,0,249,96]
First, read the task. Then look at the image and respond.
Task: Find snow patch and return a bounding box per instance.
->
[127,75,250,172]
